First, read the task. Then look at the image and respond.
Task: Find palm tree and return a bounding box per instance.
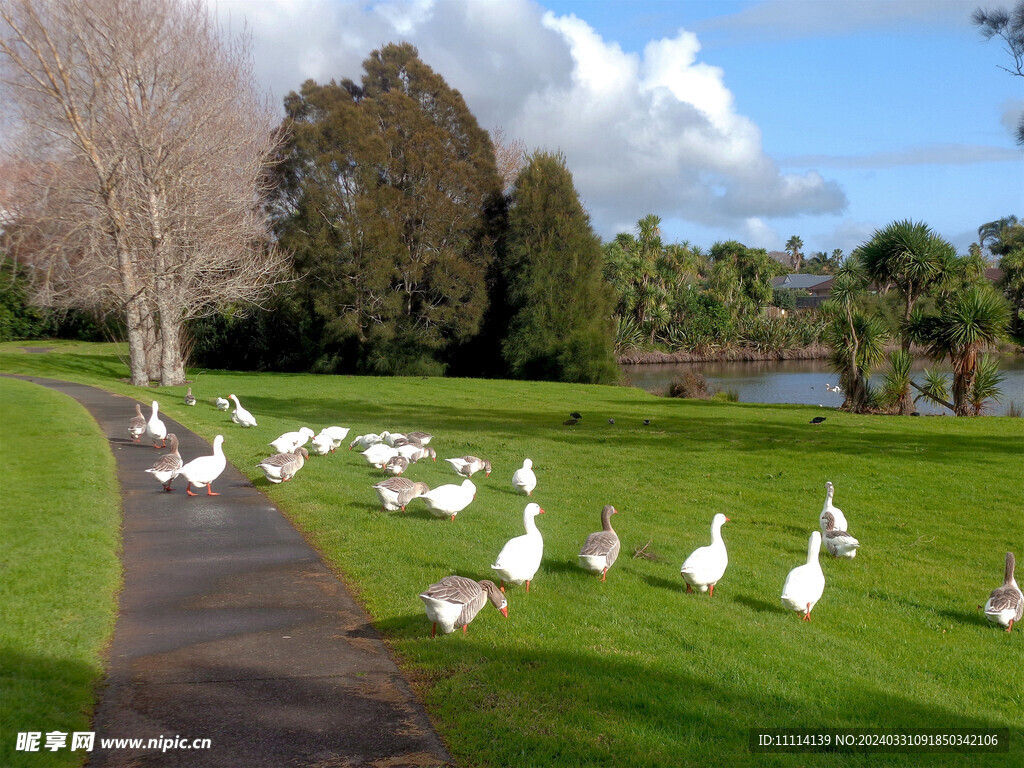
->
[785,235,804,272]
[908,285,1010,415]
[823,257,887,412]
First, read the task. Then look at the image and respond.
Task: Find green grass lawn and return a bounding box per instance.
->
[0,376,122,768]
[1,341,1022,767]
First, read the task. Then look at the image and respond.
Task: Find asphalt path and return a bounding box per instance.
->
[9,375,453,768]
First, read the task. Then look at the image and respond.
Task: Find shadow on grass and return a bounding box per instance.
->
[640,573,690,594]
[731,593,784,615]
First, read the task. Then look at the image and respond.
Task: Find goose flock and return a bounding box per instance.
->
[130,393,1022,638]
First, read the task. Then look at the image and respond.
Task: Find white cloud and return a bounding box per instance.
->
[216,0,847,236]
[780,144,1022,169]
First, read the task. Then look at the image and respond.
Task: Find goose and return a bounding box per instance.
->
[781,532,826,621]
[349,433,382,451]
[215,396,230,411]
[184,387,196,406]
[417,479,476,521]
[384,455,410,476]
[373,478,430,511]
[420,576,508,637]
[128,403,147,443]
[391,435,422,448]
[512,458,537,496]
[405,431,433,446]
[381,431,405,447]
[821,511,859,559]
[228,394,257,428]
[145,400,167,449]
[396,443,424,461]
[491,502,545,592]
[257,447,308,484]
[411,445,436,463]
[446,456,491,477]
[321,426,350,450]
[578,505,620,581]
[144,433,182,491]
[178,435,227,496]
[680,513,730,596]
[362,443,398,468]
[310,432,335,455]
[984,552,1023,632]
[819,481,848,532]
[269,427,315,454]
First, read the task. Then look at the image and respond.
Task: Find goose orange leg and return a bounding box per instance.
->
[1007,619,1014,633]
[802,604,812,621]
[186,483,197,496]
[709,584,715,597]
[206,484,219,496]
[525,580,531,593]
[601,568,607,582]
[431,623,436,638]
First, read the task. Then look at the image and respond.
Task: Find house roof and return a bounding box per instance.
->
[770,274,833,290]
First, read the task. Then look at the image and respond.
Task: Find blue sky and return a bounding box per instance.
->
[225,0,1023,258]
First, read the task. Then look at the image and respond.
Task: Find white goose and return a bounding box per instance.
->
[420,576,507,637]
[819,481,848,533]
[184,387,196,406]
[417,479,476,521]
[373,478,430,511]
[128,403,147,443]
[446,456,491,477]
[362,443,398,468]
[269,427,315,454]
[257,446,308,484]
[491,502,545,592]
[228,394,257,428]
[145,400,167,449]
[984,552,1023,632]
[821,511,860,559]
[578,505,620,581]
[310,432,335,455]
[321,426,350,450]
[144,433,182,491]
[680,513,730,596]
[215,396,230,411]
[781,532,826,621]
[349,433,382,451]
[512,458,537,496]
[178,435,227,496]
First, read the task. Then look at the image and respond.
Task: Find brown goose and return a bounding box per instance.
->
[384,455,410,476]
[405,430,433,446]
[373,478,430,511]
[419,575,507,637]
[128,403,146,442]
[446,456,490,477]
[144,434,182,491]
[256,446,308,484]
[578,505,620,581]
[821,511,859,559]
[984,552,1023,632]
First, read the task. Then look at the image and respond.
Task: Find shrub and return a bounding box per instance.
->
[667,371,709,399]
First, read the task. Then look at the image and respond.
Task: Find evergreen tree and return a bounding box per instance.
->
[272,43,502,374]
[501,152,618,383]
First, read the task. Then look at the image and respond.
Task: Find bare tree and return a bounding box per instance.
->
[1,0,287,385]
[491,126,526,193]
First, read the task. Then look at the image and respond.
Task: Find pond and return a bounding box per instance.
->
[621,354,1024,416]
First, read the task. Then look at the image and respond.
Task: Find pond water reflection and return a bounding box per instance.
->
[621,354,1024,416]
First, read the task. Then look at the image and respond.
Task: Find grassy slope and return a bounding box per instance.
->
[1,341,1022,767]
[0,376,122,768]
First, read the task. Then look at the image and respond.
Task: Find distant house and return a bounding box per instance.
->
[771,274,833,308]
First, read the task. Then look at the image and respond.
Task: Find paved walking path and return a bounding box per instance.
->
[11,376,452,768]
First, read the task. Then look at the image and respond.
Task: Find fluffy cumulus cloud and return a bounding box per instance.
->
[219,0,847,236]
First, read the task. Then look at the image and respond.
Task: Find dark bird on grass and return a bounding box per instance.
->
[643,419,650,426]
[570,411,582,420]
[809,416,826,424]
[608,418,615,425]
[563,417,580,426]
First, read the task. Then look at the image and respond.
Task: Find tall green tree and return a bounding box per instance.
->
[707,240,784,318]
[501,152,618,383]
[908,285,1010,415]
[272,43,502,374]
[785,235,804,271]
